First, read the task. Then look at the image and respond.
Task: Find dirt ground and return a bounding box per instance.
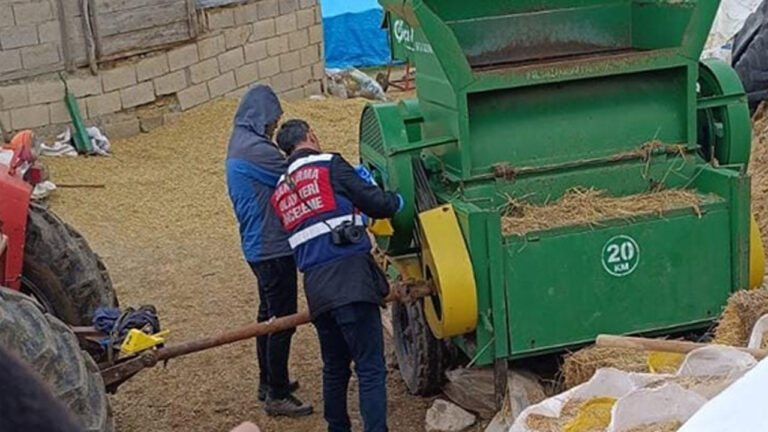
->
[44,94,487,432]
[42,86,768,432]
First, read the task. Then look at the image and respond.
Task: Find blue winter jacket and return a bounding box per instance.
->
[226,85,292,263]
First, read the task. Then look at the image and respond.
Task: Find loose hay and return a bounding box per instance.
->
[563,289,768,389]
[561,347,649,389]
[526,398,587,432]
[623,421,681,432]
[714,288,768,346]
[750,103,768,238]
[501,188,703,236]
[526,397,616,432]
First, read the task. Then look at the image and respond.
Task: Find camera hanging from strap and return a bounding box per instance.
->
[285,171,365,246]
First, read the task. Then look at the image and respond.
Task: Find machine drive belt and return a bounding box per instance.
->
[413,158,438,213]
[412,158,437,251]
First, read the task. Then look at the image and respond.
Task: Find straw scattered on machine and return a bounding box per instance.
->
[501,188,703,237]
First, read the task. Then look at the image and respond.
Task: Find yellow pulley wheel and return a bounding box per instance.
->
[749,213,765,289]
[418,204,477,339]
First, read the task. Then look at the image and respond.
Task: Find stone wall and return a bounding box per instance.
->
[0,0,325,140]
[0,0,84,80]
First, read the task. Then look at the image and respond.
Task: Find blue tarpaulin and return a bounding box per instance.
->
[321,0,390,68]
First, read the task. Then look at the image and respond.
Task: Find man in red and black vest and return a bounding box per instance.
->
[271,119,402,432]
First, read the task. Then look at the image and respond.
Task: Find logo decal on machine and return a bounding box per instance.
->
[602,235,640,277]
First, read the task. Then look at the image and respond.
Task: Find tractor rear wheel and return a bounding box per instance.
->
[392,299,447,395]
[0,287,113,431]
[22,203,117,326]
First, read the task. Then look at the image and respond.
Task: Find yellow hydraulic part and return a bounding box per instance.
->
[368,218,395,237]
[646,351,685,374]
[563,397,616,432]
[418,204,477,339]
[120,329,170,355]
[750,213,765,289]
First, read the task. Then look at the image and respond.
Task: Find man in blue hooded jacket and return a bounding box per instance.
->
[225,85,312,417]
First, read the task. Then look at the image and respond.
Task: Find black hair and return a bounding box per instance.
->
[276,119,310,155]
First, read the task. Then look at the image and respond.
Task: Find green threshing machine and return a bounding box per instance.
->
[360,0,766,398]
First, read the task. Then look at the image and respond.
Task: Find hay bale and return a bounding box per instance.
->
[561,347,648,389]
[501,188,703,236]
[713,288,768,346]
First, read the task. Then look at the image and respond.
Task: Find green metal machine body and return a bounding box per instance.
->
[360,0,754,368]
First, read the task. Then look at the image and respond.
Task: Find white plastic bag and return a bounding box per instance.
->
[325,68,388,101]
[607,384,707,432]
[510,368,666,432]
[511,346,758,432]
[747,314,768,349]
[703,0,763,61]
[678,358,768,432]
[677,345,757,379]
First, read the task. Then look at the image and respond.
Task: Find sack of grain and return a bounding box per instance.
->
[514,346,759,432]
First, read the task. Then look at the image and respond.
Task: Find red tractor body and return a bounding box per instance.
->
[0,169,31,290]
[0,132,35,290]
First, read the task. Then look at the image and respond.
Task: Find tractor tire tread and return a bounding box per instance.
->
[392,301,445,396]
[23,203,117,325]
[0,287,113,432]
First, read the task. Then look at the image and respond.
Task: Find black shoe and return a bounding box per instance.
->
[258,380,300,401]
[264,394,313,418]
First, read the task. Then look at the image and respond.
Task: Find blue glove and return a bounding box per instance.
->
[354,164,377,186]
[396,194,404,213]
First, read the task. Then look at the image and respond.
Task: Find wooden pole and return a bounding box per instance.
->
[596,334,768,360]
[55,0,74,71]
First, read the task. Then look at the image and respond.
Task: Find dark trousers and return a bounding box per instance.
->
[249,255,297,399]
[314,302,387,432]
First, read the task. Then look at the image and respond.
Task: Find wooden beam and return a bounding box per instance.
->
[88,0,103,60]
[96,0,182,14]
[99,21,189,59]
[185,0,198,38]
[98,2,188,37]
[55,0,74,71]
[80,0,98,73]
[596,334,768,359]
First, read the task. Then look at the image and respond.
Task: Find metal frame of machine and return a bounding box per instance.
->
[362,0,765,390]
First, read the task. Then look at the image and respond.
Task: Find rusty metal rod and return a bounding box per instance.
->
[157,311,311,361]
[154,283,431,362]
[100,281,433,388]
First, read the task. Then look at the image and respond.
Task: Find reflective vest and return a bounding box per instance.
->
[270,153,370,271]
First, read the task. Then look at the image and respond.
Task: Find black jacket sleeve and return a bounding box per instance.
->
[331,155,400,219]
